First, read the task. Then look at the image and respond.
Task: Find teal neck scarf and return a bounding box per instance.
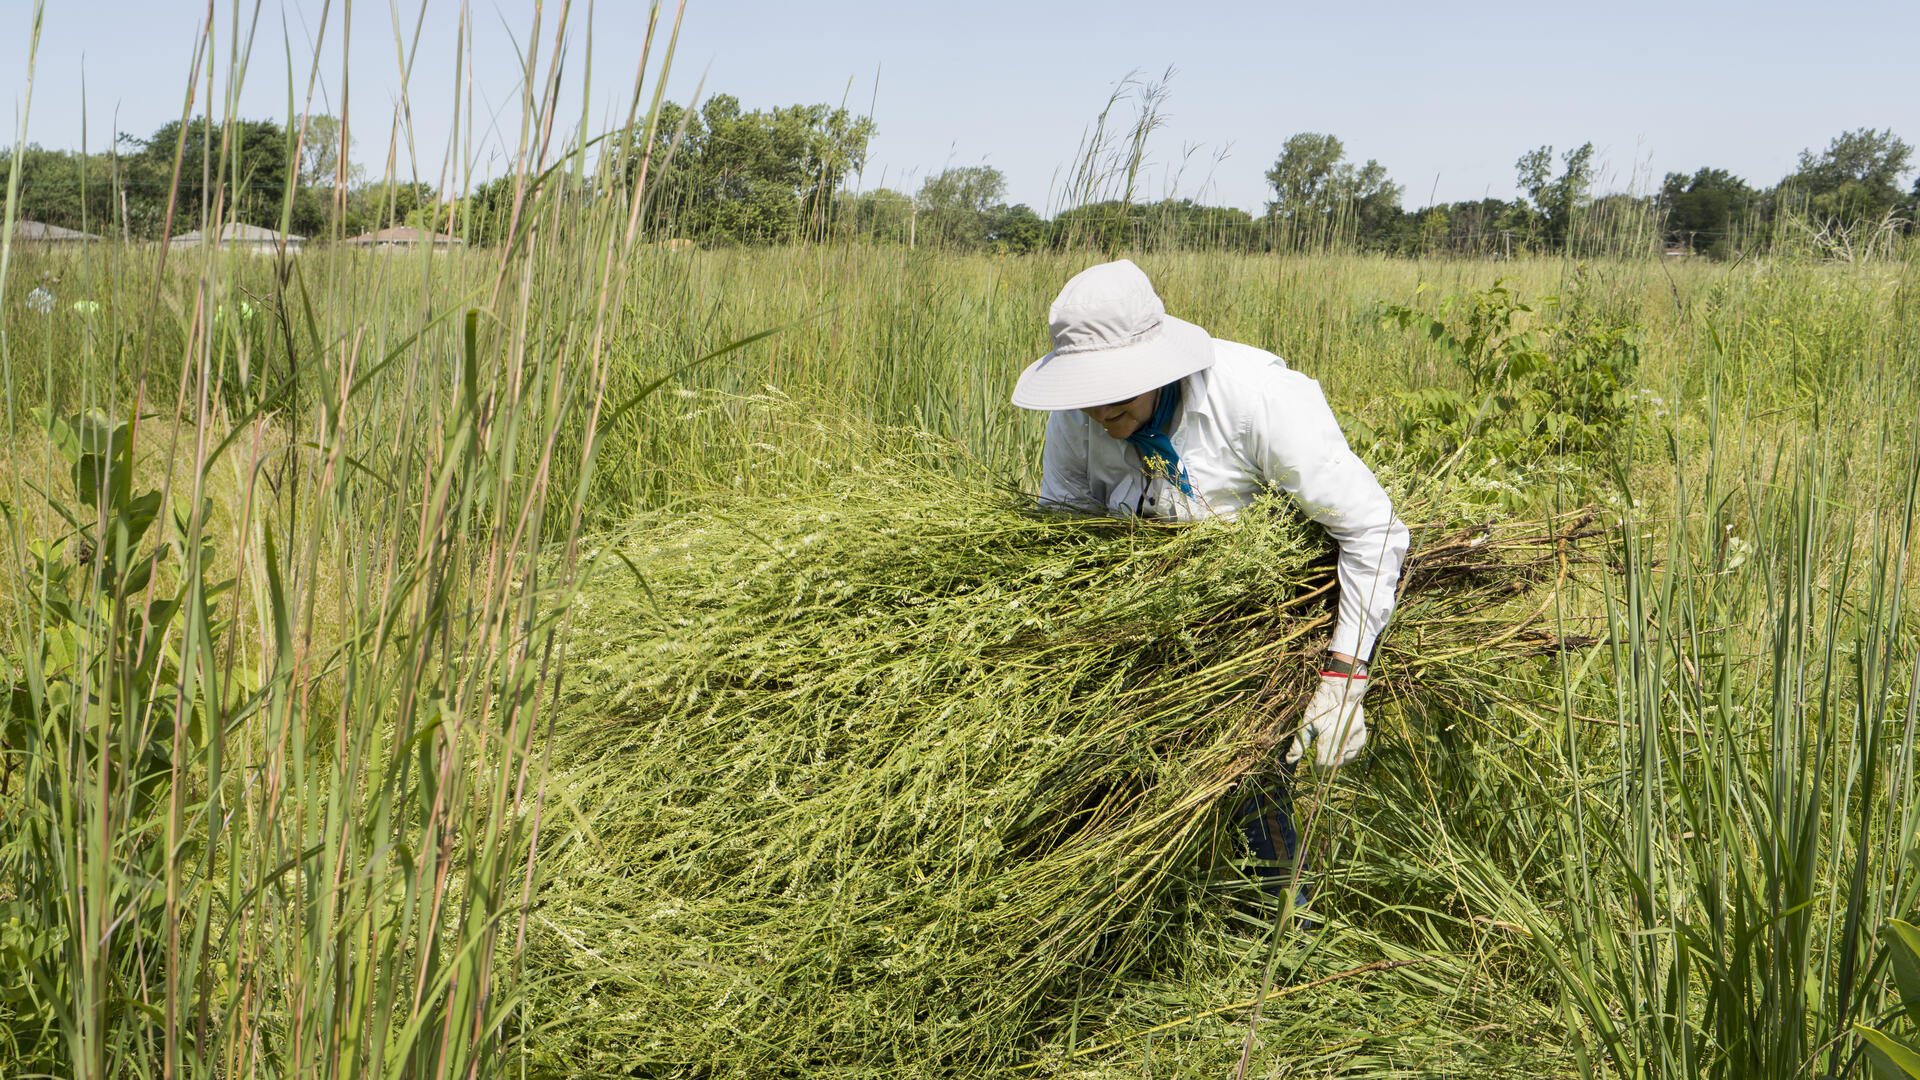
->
[1125,383,1192,496]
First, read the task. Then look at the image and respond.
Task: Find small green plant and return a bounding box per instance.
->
[0,409,225,1071]
[6,409,221,780]
[1379,274,1640,488]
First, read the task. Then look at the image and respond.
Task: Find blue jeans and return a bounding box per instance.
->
[1240,749,1308,903]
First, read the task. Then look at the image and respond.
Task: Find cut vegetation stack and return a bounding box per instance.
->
[524,427,1594,1077]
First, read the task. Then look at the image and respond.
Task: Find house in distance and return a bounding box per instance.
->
[12,221,103,246]
[343,226,464,253]
[172,222,305,256]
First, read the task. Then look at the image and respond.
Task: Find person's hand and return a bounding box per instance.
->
[1286,673,1369,769]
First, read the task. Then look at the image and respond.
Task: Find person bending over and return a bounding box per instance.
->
[1009,259,1410,897]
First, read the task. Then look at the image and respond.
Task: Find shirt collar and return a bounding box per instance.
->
[1174,367,1210,431]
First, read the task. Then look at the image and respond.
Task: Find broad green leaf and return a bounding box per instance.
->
[1858,1024,1920,1080]
[1887,919,1920,1028]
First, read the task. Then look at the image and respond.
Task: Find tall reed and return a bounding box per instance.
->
[0,1,691,1075]
[1433,359,1920,1077]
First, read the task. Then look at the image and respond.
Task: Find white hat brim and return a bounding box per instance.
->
[1010,315,1215,411]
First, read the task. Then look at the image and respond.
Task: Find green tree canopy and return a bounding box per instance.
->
[1781,127,1914,226]
[1264,133,1402,249]
[1416,198,1531,257]
[639,94,875,244]
[121,117,296,235]
[1050,199,1262,254]
[0,146,116,234]
[915,165,1006,249]
[1265,133,1346,216]
[836,187,915,245]
[986,204,1049,254]
[1515,142,1595,247]
[1660,167,1756,255]
[296,114,356,189]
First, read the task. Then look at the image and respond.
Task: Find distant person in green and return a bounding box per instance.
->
[1009,259,1409,896]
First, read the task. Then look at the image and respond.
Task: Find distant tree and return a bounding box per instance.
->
[1583,192,1662,256]
[296,114,358,189]
[1343,159,1405,243]
[404,198,458,234]
[837,187,914,245]
[0,146,116,234]
[446,175,522,246]
[1051,199,1129,251]
[1515,142,1595,249]
[1660,168,1756,255]
[1412,197,1530,257]
[365,180,436,229]
[121,117,294,235]
[1415,206,1450,254]
[1047,198,1263,254]
[1264,133,1402,250]
[916,165,1006,249]
[1128,199,1258,252]
[287,186,330,238]
[1780,127,1914,227]
[986,203,1048,254]
[1264,133,1346,217]
[636,94,875,244]
[917,165,1005,214]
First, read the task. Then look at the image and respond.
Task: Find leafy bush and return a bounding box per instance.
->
[1378,273,1641,491]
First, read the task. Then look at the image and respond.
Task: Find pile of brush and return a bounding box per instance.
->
[524,434,1598,1078]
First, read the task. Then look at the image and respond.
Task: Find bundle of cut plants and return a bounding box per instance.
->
[526,426,1597,1078]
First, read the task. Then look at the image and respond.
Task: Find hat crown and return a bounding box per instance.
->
[1048,260,1165,355]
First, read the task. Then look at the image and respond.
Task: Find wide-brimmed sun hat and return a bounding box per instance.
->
[1010,259,1214,411]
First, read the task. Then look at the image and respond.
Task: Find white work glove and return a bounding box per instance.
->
[1286,673,1369,770]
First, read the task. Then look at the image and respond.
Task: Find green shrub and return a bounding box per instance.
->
[1379,273,1640,493]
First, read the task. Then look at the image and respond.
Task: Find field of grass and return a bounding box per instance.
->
[3,14,1919,1071]
[4,224,1917,1078]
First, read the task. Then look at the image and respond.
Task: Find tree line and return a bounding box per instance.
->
[6,98,1915,260]
[4,115,441,241]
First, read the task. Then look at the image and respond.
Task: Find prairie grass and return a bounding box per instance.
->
[5,1,1920,1075]
[6,228,1920,1080]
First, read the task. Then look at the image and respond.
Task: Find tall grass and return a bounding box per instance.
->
[1,1,694,1075]
[4,2,1920,1075]
[1434,397,1920,1078]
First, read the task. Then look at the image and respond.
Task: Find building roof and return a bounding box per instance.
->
[343,226,463,246]
[13,220,102,242]
[173,222,306,245]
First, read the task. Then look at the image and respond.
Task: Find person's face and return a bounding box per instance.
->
[1080,390,1157,441]
[1082,388,1152,440]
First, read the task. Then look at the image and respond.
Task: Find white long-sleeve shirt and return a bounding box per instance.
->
[1039,339,1410,658]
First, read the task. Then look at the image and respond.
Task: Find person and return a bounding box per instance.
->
[1010,259,1410,899]
[26,273,57,316]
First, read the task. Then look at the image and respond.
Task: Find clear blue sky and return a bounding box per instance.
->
[8,0,1918,213]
